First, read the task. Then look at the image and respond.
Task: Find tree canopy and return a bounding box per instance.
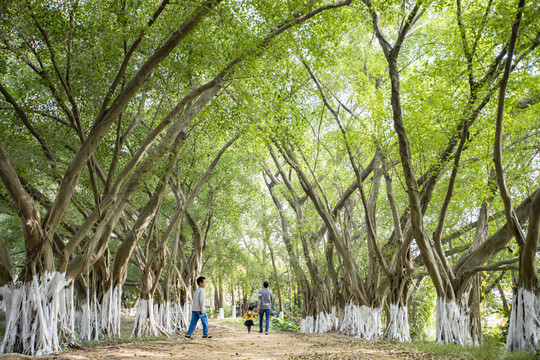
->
[0,0,539,356]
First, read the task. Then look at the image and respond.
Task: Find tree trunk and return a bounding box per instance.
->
[111,131,187,289]
[505,189,540,350]
[231,283,236,318]
[384,273,411,342]
[490,0,539,350]
[469,274,483,345]
[265,236,284,317]
[278,144,380,336]
[0,147,77,354]
[218,279,224,318]
[0,236,14,286]
[133,240,168,338]
[0,145,52,279]
[266,148,334,328]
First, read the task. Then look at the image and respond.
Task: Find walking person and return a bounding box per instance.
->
[257,281,273,335]
[242,306,258,333]
[184,276,213,339]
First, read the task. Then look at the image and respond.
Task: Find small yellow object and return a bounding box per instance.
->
[242,310,258,321]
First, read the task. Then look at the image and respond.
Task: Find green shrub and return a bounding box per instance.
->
[409,279,436,340]
[404,341,538,360]
[271,316,300,332]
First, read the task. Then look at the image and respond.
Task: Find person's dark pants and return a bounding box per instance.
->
[247,324,252,332]
[259,309,271,333]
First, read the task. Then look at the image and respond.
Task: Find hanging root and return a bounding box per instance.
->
[158,302,172,334]
[340,302,381,339]
[156,301,188,333]
[435,298,472,346]
[78,286,122,341]
[100,286,122,339]
[0,272,74,356]
[384,303,410,342]
[300,307,338,334]
[182,302,191,330]
[301,303,381,339]
[505,288,540,351]
[132,298,170,338]
[173,301,189,332]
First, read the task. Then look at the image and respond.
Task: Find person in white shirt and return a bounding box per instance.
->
[184,276,213,339]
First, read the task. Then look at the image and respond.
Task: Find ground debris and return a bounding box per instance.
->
[46,320,461,360]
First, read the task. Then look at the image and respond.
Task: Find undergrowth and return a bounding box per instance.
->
[404,341,540,360]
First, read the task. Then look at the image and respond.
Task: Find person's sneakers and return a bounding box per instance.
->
[202,335,213,339]
[265,332,268,335]
[184,334,192,340]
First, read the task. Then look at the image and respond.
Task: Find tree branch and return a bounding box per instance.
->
[493,0,527,247]
[0,83,56,167]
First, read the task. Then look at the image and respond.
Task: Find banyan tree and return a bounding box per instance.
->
[0,0,539,356]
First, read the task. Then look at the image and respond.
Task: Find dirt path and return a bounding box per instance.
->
[18,320,442,360]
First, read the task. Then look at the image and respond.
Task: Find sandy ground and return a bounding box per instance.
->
[0,320,437,360]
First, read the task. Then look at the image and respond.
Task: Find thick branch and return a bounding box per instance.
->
[493,0,527,248]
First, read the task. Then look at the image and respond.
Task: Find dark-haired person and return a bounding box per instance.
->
[184,276,213,339]
[257,281,273,335]
[242,305,258,334]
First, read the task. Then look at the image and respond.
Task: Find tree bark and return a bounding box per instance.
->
[0,235,14,286]
[266,237,284,316]
[0,145,52,279]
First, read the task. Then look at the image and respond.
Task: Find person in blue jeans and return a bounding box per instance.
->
[257,281,273,334]
[184,276,213,339]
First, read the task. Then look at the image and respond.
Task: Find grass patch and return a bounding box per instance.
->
[78,316,175,348]
[217,316,298,333]
[79,336,132,348]
[79,332,176,348]
[404,341,540,360]
[218,317,246,330]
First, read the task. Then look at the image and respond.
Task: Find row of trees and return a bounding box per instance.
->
[0,0,539,356]
[0,0,356,355]
[252,0,538,351]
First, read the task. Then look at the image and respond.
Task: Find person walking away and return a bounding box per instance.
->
[258,281,273,335]
[242,306,258,333]
[185,276,213,339]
